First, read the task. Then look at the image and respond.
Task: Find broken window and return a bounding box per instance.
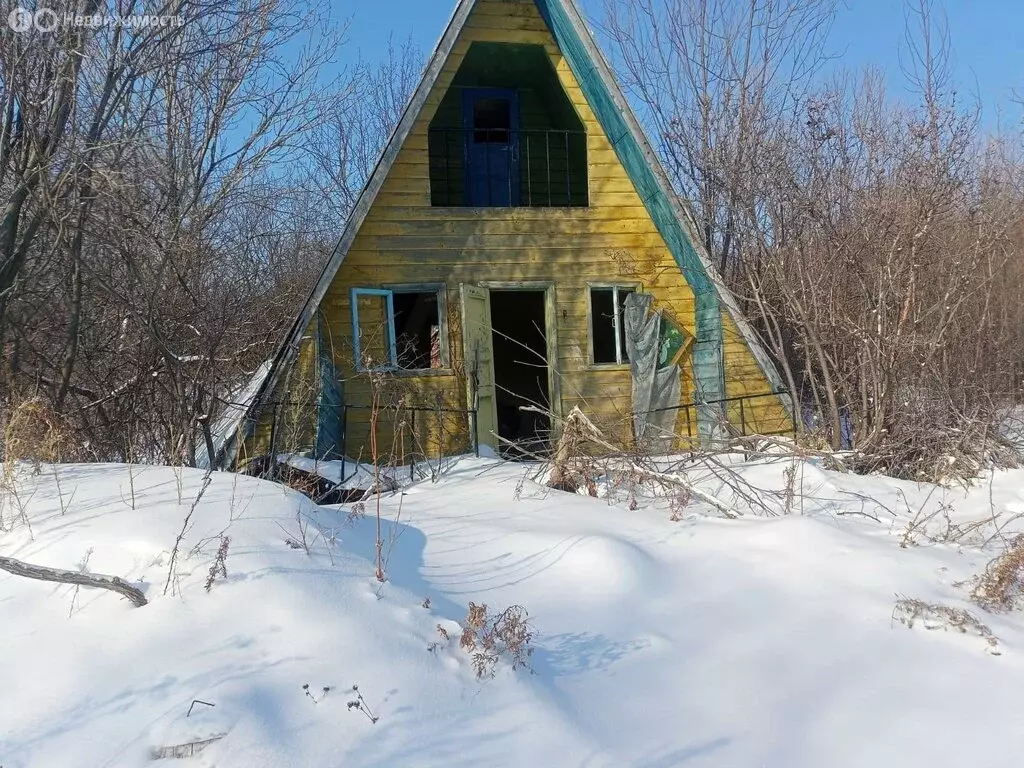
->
[657,312,694,369]
[393,291,443,370]
[590,286,635,365]
[351,287,446,371]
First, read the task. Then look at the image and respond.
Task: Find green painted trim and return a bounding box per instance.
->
[533,0,725,436]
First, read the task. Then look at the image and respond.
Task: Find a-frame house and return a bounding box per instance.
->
[227,0,792,468]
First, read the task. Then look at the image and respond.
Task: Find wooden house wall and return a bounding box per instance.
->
[245,0,786,463]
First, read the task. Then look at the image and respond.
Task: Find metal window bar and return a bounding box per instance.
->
[484,129,491,206]
[508,128,514,205]
[545,130,551,206]
[525,132,532,206]
[564,130,570,204]
[611,286,624,365]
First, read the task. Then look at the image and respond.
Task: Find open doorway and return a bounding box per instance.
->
[489,290,550,456]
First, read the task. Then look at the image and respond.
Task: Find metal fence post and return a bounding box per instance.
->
[340,404,348,485]
[436,405,443,472]
[268,403,281,476]
[410,408,417,481]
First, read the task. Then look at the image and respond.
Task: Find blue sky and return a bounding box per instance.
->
[331,0,1024,129]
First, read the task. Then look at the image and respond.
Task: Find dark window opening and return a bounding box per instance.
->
[490,290,550,457]
[393,291,443,370]
[590,286,634,364]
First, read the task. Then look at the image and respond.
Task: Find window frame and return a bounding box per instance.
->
[350,285,450,374]
[587,283,641,367]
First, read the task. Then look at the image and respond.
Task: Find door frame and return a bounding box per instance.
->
[478,281,561,436]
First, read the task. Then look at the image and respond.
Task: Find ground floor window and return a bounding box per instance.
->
[590,285,635,364]
[351,286,446,371]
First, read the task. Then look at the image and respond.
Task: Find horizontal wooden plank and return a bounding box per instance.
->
[358,217,662,237]
[441,33,558,68]
[343,245,682,261]
[369,190,658,210]
[400,132,620,154]
[366,205,660,222]
[390,151,635,170]
[465,13,549,32]
[355,232,672,251]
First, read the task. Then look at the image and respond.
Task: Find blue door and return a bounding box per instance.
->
[463,88,519,206]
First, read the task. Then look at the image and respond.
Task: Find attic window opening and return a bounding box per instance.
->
[590,286,635,365]
[351,287,446,372]
[473,98,511,143]
[428,42,589,208]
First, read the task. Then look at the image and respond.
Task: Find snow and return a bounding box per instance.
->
[281,453,459,490]
[281,454,391,489]
[3,457,1024,767]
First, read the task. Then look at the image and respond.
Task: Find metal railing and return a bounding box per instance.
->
[254,391,790,483]
[261,400,480,485]
[642,390,796,445]
[336,402,479,483]
[428,127,588,207]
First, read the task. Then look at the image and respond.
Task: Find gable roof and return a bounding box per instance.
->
[245,0,790,451]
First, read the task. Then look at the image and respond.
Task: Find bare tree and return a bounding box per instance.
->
[0,0,357,463]
[601,0,837,281]
[601,0,1024,477]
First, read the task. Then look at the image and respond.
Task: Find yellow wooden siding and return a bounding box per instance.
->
[721,310,792,436]
[256,0,784,462]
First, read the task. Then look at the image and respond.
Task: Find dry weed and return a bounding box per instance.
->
[458,601,534,679]
[971,535,1024,612]
[892,596,999,653]
[3,396,76,471]
[204,536,230,593]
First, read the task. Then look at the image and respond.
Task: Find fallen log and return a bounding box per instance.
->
[0,554,148,607]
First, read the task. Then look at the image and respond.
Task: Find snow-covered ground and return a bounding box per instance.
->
[3,456,1024,767]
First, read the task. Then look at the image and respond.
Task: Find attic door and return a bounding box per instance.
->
[463,89,520,206]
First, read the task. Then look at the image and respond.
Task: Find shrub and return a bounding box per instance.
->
[971,535,1024,612]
